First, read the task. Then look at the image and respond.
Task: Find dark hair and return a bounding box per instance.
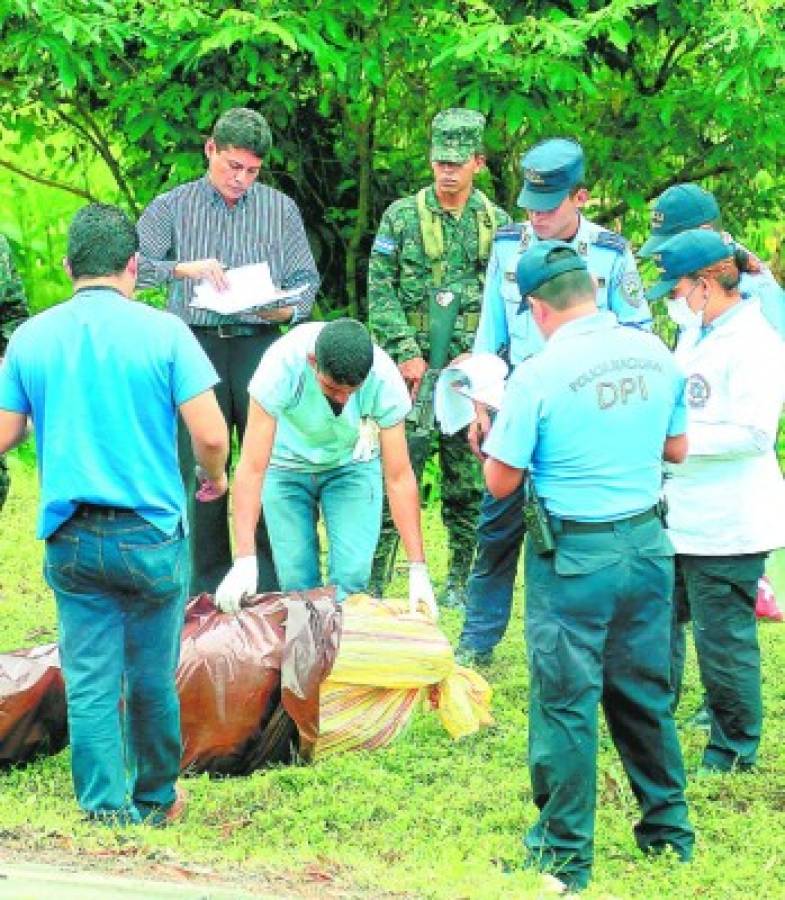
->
[315,319,374,387]
[694,257,741,292]
[67,203,139,279]
[532,258,595,310]
[212,107,272,158]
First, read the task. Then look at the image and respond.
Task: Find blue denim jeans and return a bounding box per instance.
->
[44,506,188,823]
[458,483,526,654]
[263,458,382,600]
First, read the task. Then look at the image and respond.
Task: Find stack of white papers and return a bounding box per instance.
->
[189,262,307,315]
[434,354,509,436]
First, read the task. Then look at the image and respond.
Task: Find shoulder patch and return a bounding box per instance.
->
[371,235,397,256]
[592,230,627,254]
[493,223,524,242]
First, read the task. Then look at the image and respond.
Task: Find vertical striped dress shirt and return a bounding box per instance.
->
[136,176,319,327]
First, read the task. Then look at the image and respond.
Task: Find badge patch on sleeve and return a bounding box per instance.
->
[372,235,397,256]
[686,373,711,408]
[621,271,644,307]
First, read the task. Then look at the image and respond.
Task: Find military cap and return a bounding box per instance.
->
[516,240,588,298]
[646,229,733,300]
[430,108,485,164]
[638,184,721,258]
[517,138,585,211]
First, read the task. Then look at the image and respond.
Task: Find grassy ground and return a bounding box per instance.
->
[1,453,784,899]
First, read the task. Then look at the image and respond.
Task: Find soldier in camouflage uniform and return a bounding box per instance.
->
[0,234,29,511]
[367,109,511,605]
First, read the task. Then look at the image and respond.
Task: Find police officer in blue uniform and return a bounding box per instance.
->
[639,183,785,337]
[457,137,651,665]
[483,240,694,891]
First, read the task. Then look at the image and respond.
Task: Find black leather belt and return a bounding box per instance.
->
[76,503,137,519]
[191,324,275,339]
[557,506,659,534]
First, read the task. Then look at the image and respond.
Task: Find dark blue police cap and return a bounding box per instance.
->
[638,183,721,258]
[516,240,588,299]
[517,138,585,211]
[646,229,733,300]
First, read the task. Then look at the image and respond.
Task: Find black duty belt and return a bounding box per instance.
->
[191,324,277,339]
[556,506,659,534]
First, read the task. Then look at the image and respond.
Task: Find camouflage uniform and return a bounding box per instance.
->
[368,109,511,600]
[0,234,29,510]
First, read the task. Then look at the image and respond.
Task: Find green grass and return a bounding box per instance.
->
[1,454,785,898]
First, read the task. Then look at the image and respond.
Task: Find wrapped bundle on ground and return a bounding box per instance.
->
[315,594,493,758]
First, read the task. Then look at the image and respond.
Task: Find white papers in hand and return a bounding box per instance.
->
[434,354,509,436]
[189,262,307,315]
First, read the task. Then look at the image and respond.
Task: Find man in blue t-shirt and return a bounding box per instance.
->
[483,241,693,891]
[215,319,437,616]
[0,204,229,825]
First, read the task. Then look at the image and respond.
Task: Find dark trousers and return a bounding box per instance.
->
[523,518,693,890]
[671,553,765,771]
[179,328,279,595]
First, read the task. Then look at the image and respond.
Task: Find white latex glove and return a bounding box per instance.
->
[214,555,258,614]
[408,561,438,620]
[352,417,380,462]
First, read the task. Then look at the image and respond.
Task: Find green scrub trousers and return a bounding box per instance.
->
[671,553,765,771]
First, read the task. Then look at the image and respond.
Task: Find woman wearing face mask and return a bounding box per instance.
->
[647,228,785,774]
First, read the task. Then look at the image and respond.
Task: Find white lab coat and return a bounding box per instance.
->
[665,299,785,555]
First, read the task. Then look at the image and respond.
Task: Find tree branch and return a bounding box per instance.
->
[596,160,735,224]
[0,157,95,201]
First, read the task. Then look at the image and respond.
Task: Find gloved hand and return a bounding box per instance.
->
[214,555,258,614]
[408,561,438,620]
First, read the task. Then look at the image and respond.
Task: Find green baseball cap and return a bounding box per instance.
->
[431,108,485,163]
[638,184,721,258]
[516,240,588,300]
[646,229,733,300]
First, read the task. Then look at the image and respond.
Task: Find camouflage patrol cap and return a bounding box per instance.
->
[517,138,585,211]
[430,109,486,163]
[638,184,721,258]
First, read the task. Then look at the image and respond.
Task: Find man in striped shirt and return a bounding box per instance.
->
[137,107,320,596]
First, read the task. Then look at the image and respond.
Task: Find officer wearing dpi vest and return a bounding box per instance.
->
[457,137,650,665]
[367,109,511,605]
[483,240,693,892]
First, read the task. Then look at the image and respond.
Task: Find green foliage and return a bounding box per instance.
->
[2,462,785,898]
[2,0,785,315]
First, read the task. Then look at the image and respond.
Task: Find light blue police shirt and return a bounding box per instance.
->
[740,270,785,337]
[249,322,411,472]
[484,311,687,520]
[0,288,219,538]
[473,216,652,367]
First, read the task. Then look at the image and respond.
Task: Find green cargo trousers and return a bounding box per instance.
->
[523,516,694,891]
[671,553,765,772]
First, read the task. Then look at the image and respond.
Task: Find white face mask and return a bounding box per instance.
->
[666,296,703,331]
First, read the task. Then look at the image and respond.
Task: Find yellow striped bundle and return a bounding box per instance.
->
[315,595,493,758]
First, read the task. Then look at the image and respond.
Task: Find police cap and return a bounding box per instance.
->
[517,138,585,211]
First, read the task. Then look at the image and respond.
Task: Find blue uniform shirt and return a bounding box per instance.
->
[249,322,411,472]
[0,288,219,538]
[474,216,651,367]
[484,311,686,520]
